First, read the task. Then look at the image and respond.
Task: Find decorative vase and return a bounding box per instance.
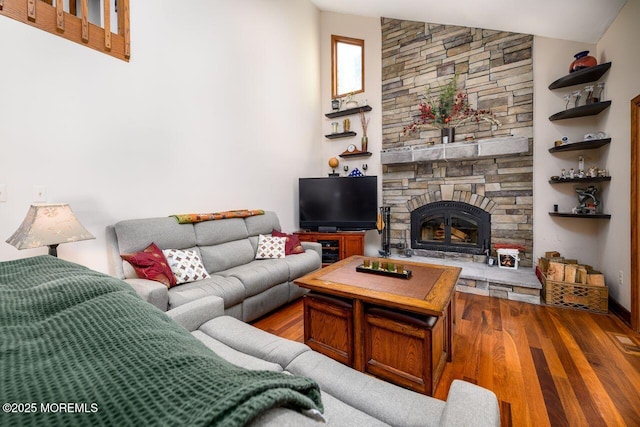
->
[361,136,368,152]
[441,127,455,144]
[570,50,597,73]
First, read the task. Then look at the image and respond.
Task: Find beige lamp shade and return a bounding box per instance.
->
[6,203,95,256]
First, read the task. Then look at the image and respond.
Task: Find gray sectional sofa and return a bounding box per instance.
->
[168,295,501,426]
[106,211,321,322]
[104,211,501,425]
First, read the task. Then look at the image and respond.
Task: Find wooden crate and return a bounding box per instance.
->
[541,273,608,313]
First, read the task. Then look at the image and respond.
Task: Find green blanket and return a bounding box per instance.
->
[0,256,322,426]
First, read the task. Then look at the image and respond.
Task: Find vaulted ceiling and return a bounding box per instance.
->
[310,0,627,43]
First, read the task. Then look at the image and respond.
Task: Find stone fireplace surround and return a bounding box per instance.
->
[381,136,538,302]
[380,19,536,301]
[382,136,533,267]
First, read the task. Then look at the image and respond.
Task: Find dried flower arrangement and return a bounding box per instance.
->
[401,75,501,136]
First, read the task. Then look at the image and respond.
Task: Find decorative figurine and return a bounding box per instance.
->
[574,186,600,214]
[568,168,575,178]
[328,157,339,176]
[561,168,567,179]
[588,166,598,178]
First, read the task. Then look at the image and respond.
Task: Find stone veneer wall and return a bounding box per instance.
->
[381,19,535,266]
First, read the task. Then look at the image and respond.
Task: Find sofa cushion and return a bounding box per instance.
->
[199,316,310,369]
[191,331,283,372]
[221,259,290,297]
[121,242,177,287]
[245,211,281,237]
[162,248,210,284]
[282,250,321,281]
[286,351,445,427]
[248,391,390,427]
[194,218,249,246]
[255,235,286,259]
[115,217,197,280]
[271,230,305,255]
[115,217,197,253]
[168,275,245,309]
[199,239,256,273]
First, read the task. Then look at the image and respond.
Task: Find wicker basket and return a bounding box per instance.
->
[541,273,608,313]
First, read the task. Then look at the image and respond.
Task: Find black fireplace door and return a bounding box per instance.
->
[411,201,491,255]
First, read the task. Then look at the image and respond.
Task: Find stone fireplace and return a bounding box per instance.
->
[380,19,535,268]
[381,137,533,267]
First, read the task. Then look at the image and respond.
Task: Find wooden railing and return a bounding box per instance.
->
[0,0,130,61]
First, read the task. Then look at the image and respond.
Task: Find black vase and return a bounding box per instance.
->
[441,127,455,144]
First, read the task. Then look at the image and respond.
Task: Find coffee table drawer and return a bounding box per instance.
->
[303,293,354,366]
[364,307,445,396]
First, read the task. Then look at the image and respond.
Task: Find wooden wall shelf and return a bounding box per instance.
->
[548,62,612,90]
[339,151,372,159]
[549,138,611,153]
[549,212,611,219]
[549,101,611,121]
[325,105,372,119]
[325,131,356,140]
[549,176,611,184]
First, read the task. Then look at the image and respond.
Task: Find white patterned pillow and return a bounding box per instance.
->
[162,249,210,285]
[255,234,286,259]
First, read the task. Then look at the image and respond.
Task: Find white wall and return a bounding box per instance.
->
[532,37,603,268]
[596,0,640,309]
[0,0,321,273]
[533,0,640,310]
[319,12,382,255]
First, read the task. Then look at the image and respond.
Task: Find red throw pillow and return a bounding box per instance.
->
[121,242,177,288]
[271,230,305,255]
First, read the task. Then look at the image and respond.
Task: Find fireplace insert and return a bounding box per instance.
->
[411,201,491,255]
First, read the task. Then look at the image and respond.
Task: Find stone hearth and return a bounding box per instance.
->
[390,254,541,304]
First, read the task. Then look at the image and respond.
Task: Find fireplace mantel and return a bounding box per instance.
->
[381,136,529,165]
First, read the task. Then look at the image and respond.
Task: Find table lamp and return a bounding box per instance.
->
[6,203,95,257]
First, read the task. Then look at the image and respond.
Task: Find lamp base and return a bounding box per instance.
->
[48,244,59,257]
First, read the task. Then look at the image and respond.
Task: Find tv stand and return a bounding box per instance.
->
[295,231,365,267]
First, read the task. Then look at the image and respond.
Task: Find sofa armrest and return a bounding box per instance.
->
[439,380,500,427]
[165,296,225,332]
[301,241,322,259]
[124,278,169,312]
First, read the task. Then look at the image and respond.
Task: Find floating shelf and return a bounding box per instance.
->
[548,138,611,153]
[549,101,611,121]
[325,131,356,140]
[339,151,372,159]
[549,176,611,184]
[549,212,611,219]
[325,105,372,119]
[548,62,612,90]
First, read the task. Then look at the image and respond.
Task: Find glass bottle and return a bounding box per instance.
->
[584,85,594,105]
[595,82,605,103]
[571,90,582,108]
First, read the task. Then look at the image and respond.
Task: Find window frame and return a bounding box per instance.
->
[331,34,365,99]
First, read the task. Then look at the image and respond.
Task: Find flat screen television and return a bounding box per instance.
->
[299,176,378,231]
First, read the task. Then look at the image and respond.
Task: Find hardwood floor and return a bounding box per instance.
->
[252,292,640,426]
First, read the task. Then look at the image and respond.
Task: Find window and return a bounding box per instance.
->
[331,35,364,99]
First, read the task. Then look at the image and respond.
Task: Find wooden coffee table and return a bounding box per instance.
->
[294,255,461,396]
